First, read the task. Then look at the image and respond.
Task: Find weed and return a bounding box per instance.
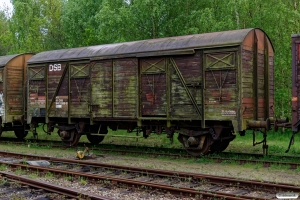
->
[45,172,53,179]
[10,181,22,188]
[0,178,9,186]
[28,171,39,179]
[78,177,87,185]
[64,175,73,181]
[77,193,91,200]
[56,153,64,158]
[253,164,263,169]
[14,168,23,176]
[10,193,26,200]
[0,164,7,171]
[101,179,111,187]
[269,164,288,170]
[295,167,300,173]
[196,157,213,163]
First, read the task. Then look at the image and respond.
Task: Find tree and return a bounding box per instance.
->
[61,0,102,47]
[9,0,65,53]
[0,9,13,55]
[3,0,299,118]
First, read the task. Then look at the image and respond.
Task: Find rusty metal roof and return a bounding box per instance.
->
[0,54,21,67]
[28,28,272,64]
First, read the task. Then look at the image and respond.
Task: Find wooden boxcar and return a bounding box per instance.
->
[287,34,300,152]
[0,53,34,138]
[26,28,274,155]
[292,34,300,133]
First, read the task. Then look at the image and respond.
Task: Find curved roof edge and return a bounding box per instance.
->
[0,53,34,67]
[256,28,275,52]
[0,54,21,67]
[28,28,273,64]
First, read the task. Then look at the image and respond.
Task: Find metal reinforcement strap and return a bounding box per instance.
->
[47,63,69,117]
[170,58,202,118]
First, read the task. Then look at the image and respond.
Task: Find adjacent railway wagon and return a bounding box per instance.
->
[0,53,34,138]
[287,34,300,152]
[292,34,300,132]
[26,28,274,156]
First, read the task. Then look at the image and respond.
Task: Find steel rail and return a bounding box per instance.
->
[0,160,266,199]
[0,151,299,198]
[0,151,299,192]
[0,171,112,200]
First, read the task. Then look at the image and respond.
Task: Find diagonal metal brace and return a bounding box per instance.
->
[47,63,69,117]
[170,58,202,118]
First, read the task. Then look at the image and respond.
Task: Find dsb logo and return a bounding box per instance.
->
[49,64,62,71]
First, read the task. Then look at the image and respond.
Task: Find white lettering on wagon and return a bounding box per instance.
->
[49,64,61,71]
[221,110,236,116]
[55,96,68,109]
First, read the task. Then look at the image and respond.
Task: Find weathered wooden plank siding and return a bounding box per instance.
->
[7,67,23,115]
[242,49,254,119]
[141,74,166,116]
[113,59,137,117]
[0,69,3,115]
[28,80,46,117]
[297,46,300,121]
[141,58,166,116]
[257,53,265,120]
[269,56,275,118]
[205,52,237,120]
[91,61,113,117]
[242,48,273,121]
[70,79,90,118]
[48,63,69,117]
[170,53,202,118]
[205,70,238,120]
[28,66,46,118]
[68,63,90,118]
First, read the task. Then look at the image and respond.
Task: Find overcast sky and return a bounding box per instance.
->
[0,0,13,15]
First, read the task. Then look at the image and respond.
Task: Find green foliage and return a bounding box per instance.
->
[0,0,299,116]
[0,10,13,55]
[0,164,7,171]
[8,0,65,53]
[61,0,102,47]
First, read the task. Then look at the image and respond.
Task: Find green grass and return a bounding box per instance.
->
[225,129,300,156]
[0,164,7,171]
[1,126,300,157]
[1,128,300,179]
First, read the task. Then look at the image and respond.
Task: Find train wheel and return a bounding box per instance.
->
[210,129,235,153]
[59,129,81,146]
[14,130,28,139]
[179,134,213,156]
[87,129,108,145]
[210,140,230,153]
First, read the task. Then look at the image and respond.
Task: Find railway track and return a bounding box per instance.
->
[1,137,300,170]
[0,171,110,200]
[0,151,299,199]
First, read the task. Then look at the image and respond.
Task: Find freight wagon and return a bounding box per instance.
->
[0,54,34,138]
[26,28,274,156]
[286,34,300,152]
